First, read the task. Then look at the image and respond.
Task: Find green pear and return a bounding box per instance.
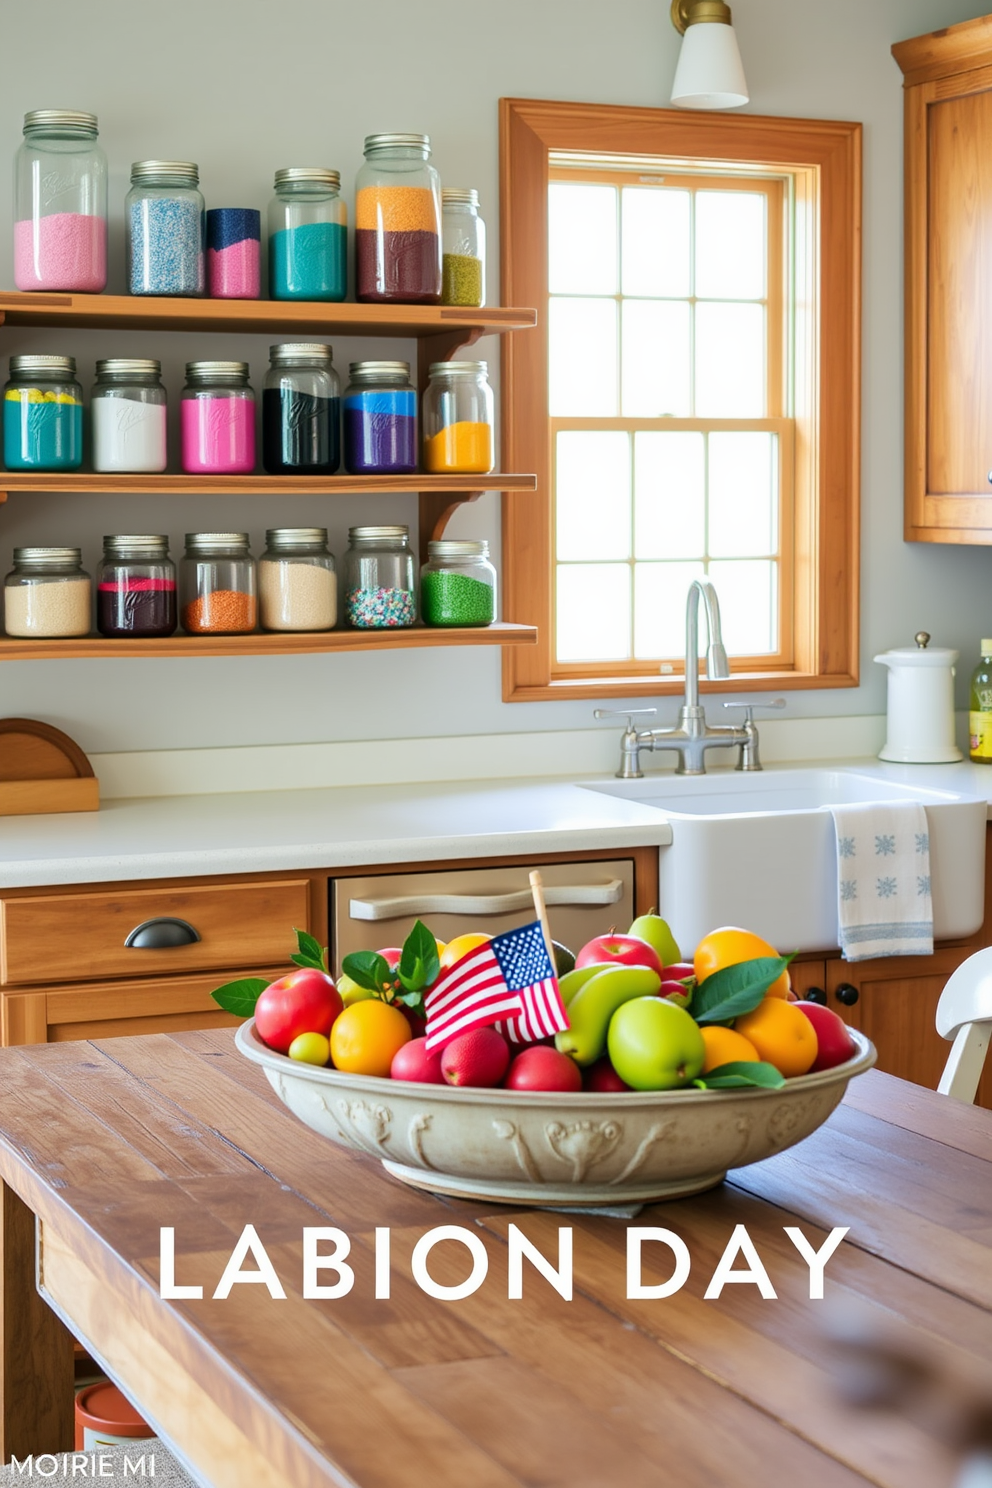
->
[607,997,705,1090]
[628,910,681,967]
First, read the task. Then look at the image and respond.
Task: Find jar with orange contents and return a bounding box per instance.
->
[422,361,494,474]
[180,532,256,635]
[355,134,441,303]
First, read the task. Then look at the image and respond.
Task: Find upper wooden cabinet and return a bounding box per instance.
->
[895,14,992,542]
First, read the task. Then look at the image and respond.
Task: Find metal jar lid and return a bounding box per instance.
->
[427,539,490,559]
[184,533,251,552]
[274,167,341,189]
[441,188,480,208]
[348,525,410,542]
[12,546,82,568]
[9,355,77,377]
[347,361,411,383]
[184,361,250,383]
[102,535,170,556]
[23,109,98,136]
[363,133,431,157]
[130,160,199,184]
[427,360,488,378]
[269,344,333,365]
[95,359,162,379]
[264,528,329,549]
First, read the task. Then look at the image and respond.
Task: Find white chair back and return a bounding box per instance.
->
[936,947,992,1103]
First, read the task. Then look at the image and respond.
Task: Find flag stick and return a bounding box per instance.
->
[529,870,556,967]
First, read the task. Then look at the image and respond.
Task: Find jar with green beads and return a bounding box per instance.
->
[440,188,485,308]
[420,539,496,626]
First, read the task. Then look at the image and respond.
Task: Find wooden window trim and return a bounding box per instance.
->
[498,98,862,703]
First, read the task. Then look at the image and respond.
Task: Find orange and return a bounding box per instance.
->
[330,1000,411,1077]
[439,932,491,971]
[693,926,791,999]
[733,998,818,1078]
[699,1025,760,1075]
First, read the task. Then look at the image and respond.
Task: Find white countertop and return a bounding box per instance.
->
[2,756,991,890]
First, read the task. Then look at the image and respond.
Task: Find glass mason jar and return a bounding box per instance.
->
[180,533,256,635]
[441,188,486,308]
[181,361,255,474]
[268,168,346,301]
[259,528,337,633]
[421,539,497,627]
[97,535,176,638]
[343,526,416,629]
[206,207,261,299]
[4,547,91,639]
[355,133,441,303]
[91,359,168,473]
[343,361,417,475]
[262,344,340,475]
[126,161,205,296]
[3,355,83,471]
[422,360,495,474]
[14,110,107,292]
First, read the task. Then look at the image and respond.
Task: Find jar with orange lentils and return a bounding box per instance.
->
[355,134,441,303]
[180,532,256,635]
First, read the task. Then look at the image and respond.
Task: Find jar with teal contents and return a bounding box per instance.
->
[268,168,346,301]
[421,539,496,627]
[3,355,83,471]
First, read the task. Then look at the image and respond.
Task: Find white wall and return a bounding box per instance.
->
[1,0,990,760]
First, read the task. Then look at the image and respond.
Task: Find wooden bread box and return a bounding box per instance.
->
[0,719,98,816]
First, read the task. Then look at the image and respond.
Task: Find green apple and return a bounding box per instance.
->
[628,911,681,968]
[607,996,705,1090]
[337,972,375,1007]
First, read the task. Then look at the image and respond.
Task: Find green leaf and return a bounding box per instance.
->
[211,977,270,1017]
[395,988,427,1020]
[293,927,327,971]
[398,920,440,994]
[697,1060,787,1090]
[691,955,794,1026]
[342,950,393,993]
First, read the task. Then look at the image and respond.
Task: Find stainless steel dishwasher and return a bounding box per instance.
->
[331,859,636,963]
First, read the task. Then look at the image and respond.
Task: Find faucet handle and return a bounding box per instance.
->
[722,699,785,772]
[594,708,657,731]
[722,698,787,723]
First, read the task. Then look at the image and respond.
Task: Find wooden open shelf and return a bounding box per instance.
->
[0,473,537,499]
[0,621,537,660]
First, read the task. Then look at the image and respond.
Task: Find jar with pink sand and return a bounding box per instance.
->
[14,110,107,293]
[180,361,255,475]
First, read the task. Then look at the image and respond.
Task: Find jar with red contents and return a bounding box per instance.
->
[181,532,256,635]
[355,134,441,303]
[97,535,176,637]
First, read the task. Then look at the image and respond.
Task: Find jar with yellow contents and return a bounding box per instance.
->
[422,361,494,475]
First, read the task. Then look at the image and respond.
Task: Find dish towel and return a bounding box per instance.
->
[829,802,934,960]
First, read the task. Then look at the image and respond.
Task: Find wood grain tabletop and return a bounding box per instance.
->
[0,1029,988,1488]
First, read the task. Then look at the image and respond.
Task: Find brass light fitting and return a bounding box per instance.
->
[671,0,734,34]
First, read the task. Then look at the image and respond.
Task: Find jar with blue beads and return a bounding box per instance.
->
[126,161,205,297]
[3,355,83,471]
[268,168,347,301]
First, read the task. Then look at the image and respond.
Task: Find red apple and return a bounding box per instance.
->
[505,1046,582,1093]
[575,934,662,976]
[441,1028,510,1087]
[584,1056,631,1093]
[255,967,343,1054]
[661,962,695,982]
[796,1001,858,1071]
[376,946,403,968]
[390,1037,445,1083]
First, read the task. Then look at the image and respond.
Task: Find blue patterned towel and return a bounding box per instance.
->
[829,802,934,959]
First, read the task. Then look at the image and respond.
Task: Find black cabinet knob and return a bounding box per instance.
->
[803,987,828,1005]
[124,917,201,949]
[835,982,860,1006]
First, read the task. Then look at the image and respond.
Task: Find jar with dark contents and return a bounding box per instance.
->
[343,361,417,474]
[262,344,340,475]
[355,134,441,303]
[97,535,176,638]
[181,533,256,635]
[343,526,416,628]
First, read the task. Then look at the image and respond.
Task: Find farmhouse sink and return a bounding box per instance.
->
[580,767,987,953]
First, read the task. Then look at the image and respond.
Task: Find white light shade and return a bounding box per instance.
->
[670,21,749,109]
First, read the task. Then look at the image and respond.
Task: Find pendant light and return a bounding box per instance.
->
[669,0,749,110]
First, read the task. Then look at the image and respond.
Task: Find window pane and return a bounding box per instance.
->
[634,432,704,559]
[557,563,631,661]
[556,432,631,561]
[708,432,777,557]
[708,559,777,654]
[621,188,690,298]
[549,297,618,415]
[695,302,765,417]
[621,300,690,416]
[634,560,705,659]
[548,183,618,295]
[695,192,766,300]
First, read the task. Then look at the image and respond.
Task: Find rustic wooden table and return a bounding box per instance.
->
[0,1030,988,1488]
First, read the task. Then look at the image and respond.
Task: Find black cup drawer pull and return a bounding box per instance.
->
[803,987,828,1005]
[124,917,201,949]
[835,982,860,1006]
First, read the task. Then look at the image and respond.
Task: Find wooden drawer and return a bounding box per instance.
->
[0,880,308,986]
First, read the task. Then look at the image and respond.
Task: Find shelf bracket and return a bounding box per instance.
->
[418,490,484,564]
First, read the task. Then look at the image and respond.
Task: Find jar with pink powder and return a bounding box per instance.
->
[180,361,255,475]
[14,110,107,293]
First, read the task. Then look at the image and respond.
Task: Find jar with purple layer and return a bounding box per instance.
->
[14,111,107,292]
[181,361,255,474]
[343,361,417,474]
[97,535,176,638]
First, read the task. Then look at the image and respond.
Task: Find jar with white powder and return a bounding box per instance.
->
[258,528,337,632]
[4,547,91,638]
[91,359,168,473]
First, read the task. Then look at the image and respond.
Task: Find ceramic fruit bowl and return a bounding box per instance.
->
[236,1019,876,1208]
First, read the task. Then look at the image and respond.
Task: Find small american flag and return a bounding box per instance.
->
[424,921,569,1052]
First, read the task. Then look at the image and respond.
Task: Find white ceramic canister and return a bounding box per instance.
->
[874,631,963,763]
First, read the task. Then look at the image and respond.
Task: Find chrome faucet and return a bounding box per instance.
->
[595,579,785,779]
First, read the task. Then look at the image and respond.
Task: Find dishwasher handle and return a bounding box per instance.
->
[348,879,626,922]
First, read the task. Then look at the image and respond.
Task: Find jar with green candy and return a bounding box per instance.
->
[441,188,485,308]
[421,539,496,626]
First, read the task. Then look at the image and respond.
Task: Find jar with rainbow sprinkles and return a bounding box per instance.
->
[14,110,107,292]
[355,134,441,303]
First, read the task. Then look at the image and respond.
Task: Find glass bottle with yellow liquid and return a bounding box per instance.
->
[969,640,992,761]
